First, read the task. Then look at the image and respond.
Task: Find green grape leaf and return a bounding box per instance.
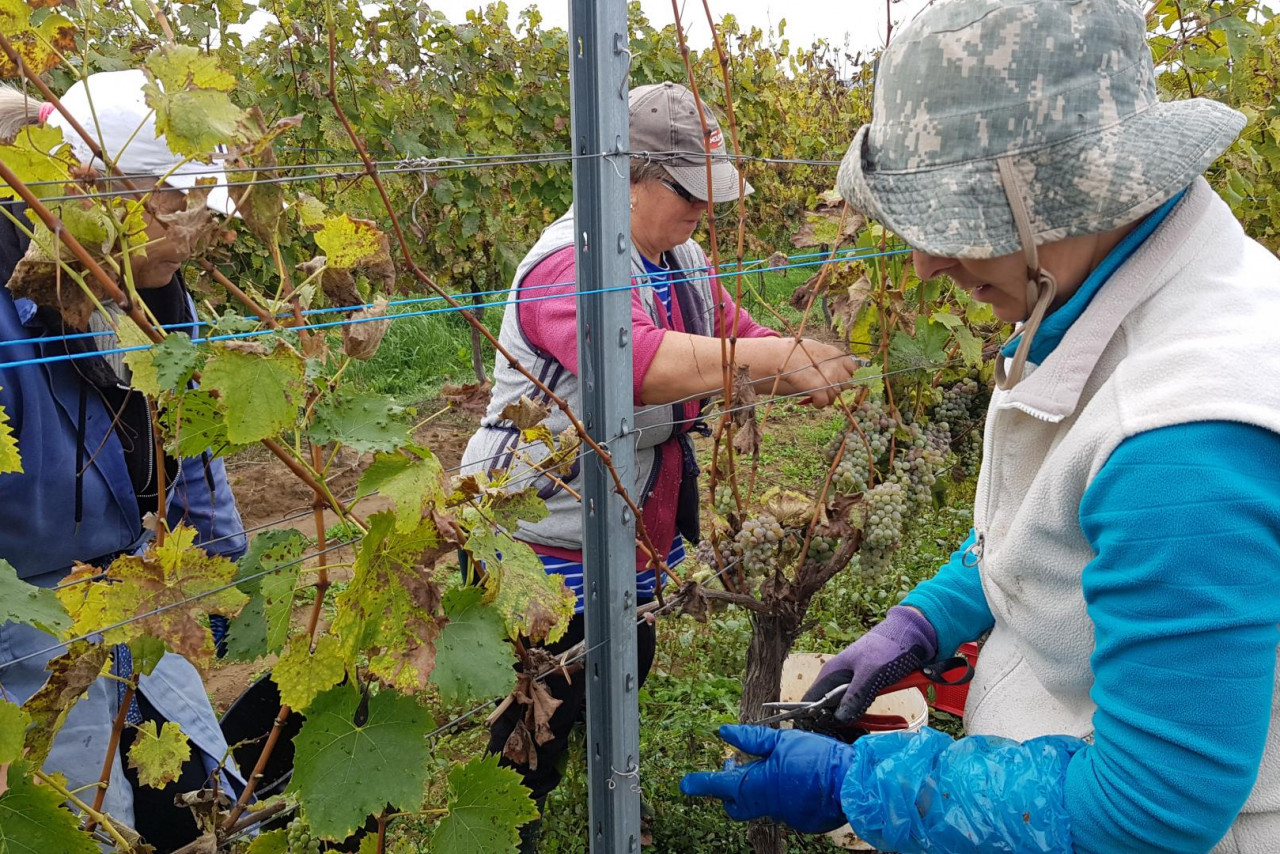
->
[49,199,117,252]
[0,125,73,201]
[143,83,244,159]
[355,447,446,532]
[127,720,191,788]
[245,829,289,853]
[152,332,200,391]
[431,587,515,704]
[146,44,237,92]
[289,683,434,841]
[332,513,447,693]
[486,487,549,530]
[0,701,31,765]
[271,634,345,712]
[162,389,249,458]
[314,214,385,268]
[471,532,573,644]
[889,317,952,376]
[129,635,168,678]
[23,642,110,766]
[201,341,305,444]
[117,317,161,397]
[430,755,538,854]
[0,558,69,636]
[0,763,97,854]
[225,529,308,662]
[0,394,20,474]
[295,194,327,229]
[55,525,248,670]
[310,391,410,454]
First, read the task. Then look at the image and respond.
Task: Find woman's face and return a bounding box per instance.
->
[630,177,708,259]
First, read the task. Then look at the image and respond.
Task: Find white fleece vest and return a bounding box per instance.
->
[964,179,1280,851]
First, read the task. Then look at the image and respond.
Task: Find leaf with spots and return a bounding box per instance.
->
[0,2,76,79]
[331,512,447,693]
[143,82,244,159]
[0,763,97,854]
[146,44,236,92]
[0,394,20,474]
[271,634,345,712]
[431,586,515,704]
[314,214,386,269]
[152,332,201,392]
[224,529,308,662]
[288,683,433,841]
[430,755,538,854]
[355,446,446,532]
[201,341,305,444]
[55,524,248,671]
[466,530,573,644]
[161,389,250,459]
[127,720,191,788]
[0,558,69,636]
[22,642,109,766]
[309,390,410,454]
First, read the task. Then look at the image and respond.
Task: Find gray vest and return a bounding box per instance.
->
[460,208,718,551]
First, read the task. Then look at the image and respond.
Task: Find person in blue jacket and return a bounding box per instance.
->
[681,1,1280,851]
[0,71,249,849]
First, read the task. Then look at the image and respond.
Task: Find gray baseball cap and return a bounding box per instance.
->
[836,0,1245,259]
[629,81,753,202]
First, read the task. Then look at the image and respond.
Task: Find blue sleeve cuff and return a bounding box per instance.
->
[901,529,994,660]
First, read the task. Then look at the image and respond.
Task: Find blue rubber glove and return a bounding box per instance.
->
[803,605,937,723]
[680,724,855,834]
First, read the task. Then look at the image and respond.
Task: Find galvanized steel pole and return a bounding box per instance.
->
[568,0,640,850]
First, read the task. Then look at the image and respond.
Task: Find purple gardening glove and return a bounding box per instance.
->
[802,605,938,724]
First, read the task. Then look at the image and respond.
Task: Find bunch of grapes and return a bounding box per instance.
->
[859,481,907,575]
[831,449,872,495]
[732,513,786,572]
[712,483,736,516]
[954,431,983,480]
[285,818,322,854]
[934,375,985,431]
[806,532,837,564]
[890,422,949,511]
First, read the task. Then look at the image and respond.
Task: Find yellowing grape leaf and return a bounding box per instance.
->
[332,513,447,693]
[200,341,305,444]
[288,683,433,841]
[355,446,446,532]
[225,529,307,662]
[127,720,191,788]
[22,642,109,765]
[0,701,31,765]
[466,529,573,644]
[0,2,76,79]
[118,316,161,397]
[314,214,385,269]
[430,755,538,854]
[0,763,97,854]
[0,394,20,474]
[309,391,410,454]
[143,83,244,159]
[272,635,345,712]
[0,558,68,636]
[431,587,515,704]
[0,125,72,201]
[245,829,289,853]
[146,44,236,92]
[500,395,551,431]
[55,525,248,670]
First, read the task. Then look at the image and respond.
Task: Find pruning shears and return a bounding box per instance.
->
[755,656,975,736]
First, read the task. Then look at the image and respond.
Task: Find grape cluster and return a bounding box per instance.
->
[286,818,322,854]
[954,431,983,480]
[807,533,836,563]
[713,483,736,516]
[831,450,871,495]
[890,422,948,511]
[934,375,985,430]
[859,481,906,575]
[732,514,785,571]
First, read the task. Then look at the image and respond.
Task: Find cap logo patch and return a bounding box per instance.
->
[706,128,723,151]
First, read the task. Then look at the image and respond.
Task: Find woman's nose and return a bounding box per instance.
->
[911,249,958,281]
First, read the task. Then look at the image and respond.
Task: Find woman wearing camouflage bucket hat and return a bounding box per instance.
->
[682,0,1280,851]
[461,81,856,850]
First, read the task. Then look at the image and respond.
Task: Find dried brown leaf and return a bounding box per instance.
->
[501,395,551,431]
[441,381,492,415]
[341,296,390,361]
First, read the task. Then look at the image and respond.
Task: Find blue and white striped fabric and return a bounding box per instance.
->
[641,255,675,316]
[544,534,685,612]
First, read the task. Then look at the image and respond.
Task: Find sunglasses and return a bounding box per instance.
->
[659,179,737,214]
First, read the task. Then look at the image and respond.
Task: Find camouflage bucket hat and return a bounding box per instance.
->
[836,0,1246,260]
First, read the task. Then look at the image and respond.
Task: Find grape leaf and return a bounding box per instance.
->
[225,529,307,662]
[143,83,244,159]
[431,587,515,704]
[146,44,236,92]
[55,525,248,670]
[117,317,161,397]
[309,391,410,454]
[129,634,167,678]
[200,341,305,444]
[889,317,951,377]
[127,720,191,788]
[355,446,446,532]
[332,513,447,693]
[430,755,538,854]
[0,701,31,765]
[314,214,385,268]
[0,558,69,636]
[162,389,249,458]
[271,634,345,712]
[152,332,200,391]
[245,829,289,854]
[486,487,549,530]
[0,763,97,854]
[465,530,573,644]
[500,396,551,431]
[23,642,109,766]
[0,1,76,79]
[288,683,433,841]
[0,394,20,474]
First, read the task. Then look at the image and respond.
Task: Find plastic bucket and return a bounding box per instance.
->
[779,652,928,850]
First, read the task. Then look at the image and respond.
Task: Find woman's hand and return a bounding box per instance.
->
[766,337,859,407]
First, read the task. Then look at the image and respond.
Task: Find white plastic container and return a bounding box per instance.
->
[778,652,928,850]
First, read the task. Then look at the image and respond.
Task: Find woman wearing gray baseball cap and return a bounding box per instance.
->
[461,81,856,848]
[682,1,1280,851]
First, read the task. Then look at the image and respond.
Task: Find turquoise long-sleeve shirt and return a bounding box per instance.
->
[876,189,1280,852]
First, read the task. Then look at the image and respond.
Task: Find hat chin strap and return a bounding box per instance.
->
[994,157,1057,391]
